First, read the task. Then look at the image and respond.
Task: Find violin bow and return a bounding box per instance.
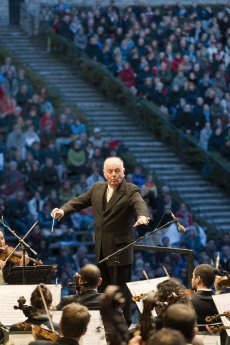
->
[38,284,55,333]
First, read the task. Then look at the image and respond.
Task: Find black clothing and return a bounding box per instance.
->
[10,313,59,332]
[191,290,219,327]
[56,290,102,311]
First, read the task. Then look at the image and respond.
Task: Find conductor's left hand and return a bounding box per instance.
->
[133,216,150,228]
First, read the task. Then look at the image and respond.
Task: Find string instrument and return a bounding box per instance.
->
[0,245,42,265]
[68,272,88,294]
[16,322,59,341]
[206,311,230,323]
[215,275,230,288]
[14,296,35,317]
[100,285,129,345]
[14,293,59,342]
[206,324,230,333]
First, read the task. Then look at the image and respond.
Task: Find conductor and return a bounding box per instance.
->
[51,156,149,324]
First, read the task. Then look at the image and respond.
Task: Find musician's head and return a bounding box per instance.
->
[79,264,102,289]
[148,328,186,345]
[0,231,5,248]
[163,304,197,343]
[192,264,218,289]
[30,284,53,310]
[156,278,191,315]
[60,303,90,339]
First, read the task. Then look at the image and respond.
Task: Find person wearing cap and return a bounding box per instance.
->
[89,127,104,148]
[51,156,149,325]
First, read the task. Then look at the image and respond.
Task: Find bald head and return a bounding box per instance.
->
[103,157,125,189]
[79,264,102,289]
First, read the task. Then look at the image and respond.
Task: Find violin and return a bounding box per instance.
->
[205,311,230,323]
[16,322,59,341]
[206,324,230,334]
[0,245,42,265]
[14,295,59,342]
[215,275,230,288]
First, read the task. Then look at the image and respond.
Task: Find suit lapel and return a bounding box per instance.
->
[104,180,126,214]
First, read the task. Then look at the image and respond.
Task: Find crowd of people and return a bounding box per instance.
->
[49,2,230,159]
[0,50,229,297]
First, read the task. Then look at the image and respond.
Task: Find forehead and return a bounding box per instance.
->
[0,231,4,238]
[104,159,123,171]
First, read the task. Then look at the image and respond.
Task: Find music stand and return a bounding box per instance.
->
[5,265,54,285]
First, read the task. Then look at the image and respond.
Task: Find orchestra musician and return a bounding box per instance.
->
[54,264,103,311]
[29,303,91,345]
[191,264,219,329]
[0,230,29,284]
[51,156,149,325]
[10,284,59,332]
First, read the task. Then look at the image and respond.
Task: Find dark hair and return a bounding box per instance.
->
[30,284,53,310]
[79,264,101,289]
[61,303,90,338]
[148,328,186,345]
[156,278,191,313]
[163,304,197,343]
[193,264,218,288]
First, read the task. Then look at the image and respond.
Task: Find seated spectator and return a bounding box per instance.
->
[74,174,88,196]
[6,124,25,154]
[8,190,29,234]
[119,62,136,90]
[27,160,43,194]
[28,191,44,221]
[55,113,72,151]
[67,140,87,176]
[199,122,213,151]
[1,160,25,196]
[131,165,146,188]
[208,127,224,152]
[59,180,76,204]
[175,203,192,228]
[40,158,59,195]
[16,83,31,108]
[70,117,87,139]
[89,127,104,148]
[25,125,40,148]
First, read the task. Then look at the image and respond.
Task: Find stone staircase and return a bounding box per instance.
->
[1,27,230,233]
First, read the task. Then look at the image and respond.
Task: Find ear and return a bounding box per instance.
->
[97,277,102,287]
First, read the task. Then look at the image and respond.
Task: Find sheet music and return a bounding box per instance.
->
[196,334,220,345]
[7,332,34,345]
[127,276,168,313]
[52,310,106,345]
[82,310,106,345]
[213,293,230,337]
[0,284,61,326]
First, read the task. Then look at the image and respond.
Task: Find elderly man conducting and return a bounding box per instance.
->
[51,156,149,325]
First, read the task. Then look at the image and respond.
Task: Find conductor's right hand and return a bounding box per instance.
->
[51,208,64,219]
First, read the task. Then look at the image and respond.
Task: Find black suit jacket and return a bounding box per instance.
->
[191,290,218,325]
[61,180,149,266]
[56,290,102,311]
[29,337,79,345]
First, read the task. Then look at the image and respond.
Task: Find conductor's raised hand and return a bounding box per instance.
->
[51,208,64,219]
[133,216,150,228]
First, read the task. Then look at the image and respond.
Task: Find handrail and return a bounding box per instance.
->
[134,244,194,288]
